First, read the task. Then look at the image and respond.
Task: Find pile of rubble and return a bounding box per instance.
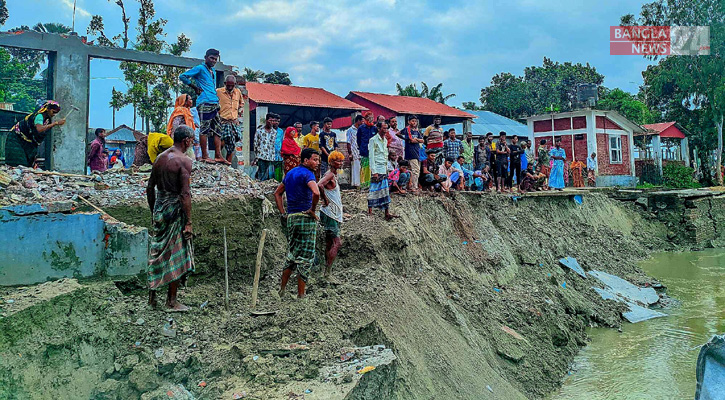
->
[0,162,262,208]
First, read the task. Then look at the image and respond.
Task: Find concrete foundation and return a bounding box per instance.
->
[0,204,148,286]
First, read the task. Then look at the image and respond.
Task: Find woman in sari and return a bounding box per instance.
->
[167,94,197,159]
[5,101,64,167]
[281,126,301,175]
[386,125,405,161]
[548,138,566,191]
[570,160,585,188]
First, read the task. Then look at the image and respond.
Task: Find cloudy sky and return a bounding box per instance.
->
[5,0,654,128]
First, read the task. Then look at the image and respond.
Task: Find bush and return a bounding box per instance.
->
[662,163,700,189]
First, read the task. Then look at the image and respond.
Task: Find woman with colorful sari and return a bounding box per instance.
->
[281,126,301,175]
[5,101,64,167]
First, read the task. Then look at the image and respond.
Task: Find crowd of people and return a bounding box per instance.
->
[3,47,601,309]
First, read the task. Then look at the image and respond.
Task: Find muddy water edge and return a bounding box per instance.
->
[2,191,723,399]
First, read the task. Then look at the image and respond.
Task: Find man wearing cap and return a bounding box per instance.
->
[180,48,221,163]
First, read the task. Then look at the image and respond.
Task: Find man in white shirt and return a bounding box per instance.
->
[346,115,364,188]
[587,152,597,187]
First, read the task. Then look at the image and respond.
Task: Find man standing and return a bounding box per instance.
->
[318,150,345,279]
[216,75,244,165]
[294,121,304,148]
[147,125,195,312]
[424,115,444,154]
[357,112,377,189]
[274,148,320,299]
[368,122,397,219]
[179,48,220,163]
[254,113,278,181]
[346,115,364,188]
[587,152,597,187]
[461,131,475,171]
[319,117,338,176]
[494,132,510,192]
[88,128,108,173]
[549,137,566,191]
[302,121,321,151]
[507,135,524,189]
[272,115,284,181]
[303,121,321,179]
[473,136,488,171]
[537,139,550,177]
[401,115,424,193]
[442,130,464,161]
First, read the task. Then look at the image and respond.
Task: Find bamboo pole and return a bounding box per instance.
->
[251,229,268,309]
[224,227,229,311]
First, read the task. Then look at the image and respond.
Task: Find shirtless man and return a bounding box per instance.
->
[147,125,195,311]
[318,150,345,279]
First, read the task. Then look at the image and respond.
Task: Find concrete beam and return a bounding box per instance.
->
[0,31,234,172]
[0,31,231,71]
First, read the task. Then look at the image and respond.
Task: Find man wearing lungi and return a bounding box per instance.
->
[147,126,195,312]
[274,148,321,299]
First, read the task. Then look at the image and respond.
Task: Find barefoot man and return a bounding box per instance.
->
[147,126,195,312]
[274,148,320,299]
[318,150,345,279]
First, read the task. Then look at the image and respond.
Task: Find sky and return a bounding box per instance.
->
[4,0,655,129]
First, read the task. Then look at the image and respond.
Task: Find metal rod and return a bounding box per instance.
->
[224,227,229,311]
[251,229,267,309]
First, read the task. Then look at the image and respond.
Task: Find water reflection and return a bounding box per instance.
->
[550,249,725,400]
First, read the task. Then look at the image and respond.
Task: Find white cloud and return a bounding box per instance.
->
[60,0,91,18]
[231,0,305,20]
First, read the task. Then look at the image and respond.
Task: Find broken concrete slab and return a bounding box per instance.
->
[0,205,148,286]
[622,301,666,323]
[589,270,659,305]
[559,257,587,278]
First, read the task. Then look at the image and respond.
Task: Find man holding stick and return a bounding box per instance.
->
[147,126,195,312]
[274,148,321,299]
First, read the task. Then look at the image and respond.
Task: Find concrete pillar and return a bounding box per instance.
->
[462,119,472,135]
[681,137,690,166]
[256,106,269,129]
[241,85,250,171]
[396,115,405,131]
[526,119,534,144]
[49,49,90,173]
[585,111,598,173]
[652,134,663,175]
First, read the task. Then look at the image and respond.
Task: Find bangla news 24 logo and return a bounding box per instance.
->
[610,26,710,56]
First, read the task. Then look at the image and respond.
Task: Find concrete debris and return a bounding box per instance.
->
[559,257,587,278]
[0,163,261,208]
[590,270,666,323]
[589,270,659,305]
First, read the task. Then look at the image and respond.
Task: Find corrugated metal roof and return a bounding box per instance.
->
[442,110,527,137]
[247,82,367,111]
[347,91,476,119]
[105,125,140,143]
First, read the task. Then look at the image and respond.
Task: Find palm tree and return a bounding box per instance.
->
[243,67,266,83]
[395,81,456,104]
[32,22,71,34]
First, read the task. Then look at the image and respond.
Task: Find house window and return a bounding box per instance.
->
[609,135,622,164]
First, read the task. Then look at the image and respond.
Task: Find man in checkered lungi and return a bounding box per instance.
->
[274,148,321,299]
[216,75,244,165]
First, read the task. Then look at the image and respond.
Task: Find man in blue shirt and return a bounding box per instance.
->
[179,49,220,163]
[274,148,320,299]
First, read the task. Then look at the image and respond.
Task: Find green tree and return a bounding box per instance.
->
[0,0,7,27]
[395,82,456,103]
[622,0,725,183]
[597,88,656,125]
[88,0,192,133]
[462,101,482,111]
[480,58,604,119]
[263,71,292,85]
[242,68,265,83]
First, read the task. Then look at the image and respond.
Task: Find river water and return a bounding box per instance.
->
[550,249,725,400]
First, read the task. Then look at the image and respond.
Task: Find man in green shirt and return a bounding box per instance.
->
[461,131,475,171]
